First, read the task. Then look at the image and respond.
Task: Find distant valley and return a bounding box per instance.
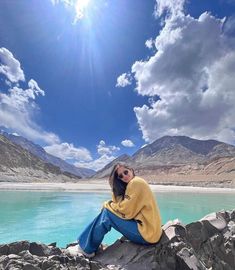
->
[0,132,235,187]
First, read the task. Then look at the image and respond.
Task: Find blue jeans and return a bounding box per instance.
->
[78,208,149,253]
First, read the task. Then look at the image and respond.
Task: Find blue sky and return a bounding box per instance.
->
[0,0,235,171]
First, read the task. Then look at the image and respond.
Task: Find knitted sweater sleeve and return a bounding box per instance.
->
[109,180,145,219]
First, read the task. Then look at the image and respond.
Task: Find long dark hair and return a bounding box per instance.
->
[109,163,135,199]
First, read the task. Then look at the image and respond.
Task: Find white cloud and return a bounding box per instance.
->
[75,154,116,171]
[28,79,45,97]
[116,73,132,88]
[154,0,185,18]
[121,139,135,147]
[75,140,120,171]
[0,48,59,144]
[124,1,235,144]
[0,83,59,144]
[0,47,25,83]
[145,38,154,49]
[44,142,92,162]
[97,140,120,155]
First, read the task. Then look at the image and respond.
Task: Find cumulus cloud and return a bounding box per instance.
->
[0,47,25,83]
[75,154,116,171]
[44,142,92,162]
[116,73,132,88]
[121,139,135,147]
[97,140,120,155]
[0,83,59,144]
[154,0,185,18]
[122,0,235,144]
[0,47,59,144]
[75,140,120,171]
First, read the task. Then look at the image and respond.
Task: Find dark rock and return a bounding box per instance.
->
[95,209,235,270]
[200,212,227,231]
[49,247,62,256]
[230,210,235,220]
[57,255,69,264]
[48,255,61,262]
[29,242,51,257]
[47,242,56,248]
[90,260,104,270]
[8,241,30,255]
[76,256,90,267]
[23,263,41,270]
[65,242,77,248]
[41,259,60,270]
[0,244,9,255]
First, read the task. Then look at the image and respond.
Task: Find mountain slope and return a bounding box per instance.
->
[92,136,235,178]
[1,132,95,178]
[132,135,235,164]
[0,134,81,182]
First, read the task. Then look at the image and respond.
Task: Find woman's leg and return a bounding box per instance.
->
[78,208,148,254]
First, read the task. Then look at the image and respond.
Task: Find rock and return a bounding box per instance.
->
[29,242,51,257]
[0,255,10,269]
[95,209,235,270]
[0,244,9,255]
[23,263,41,270]
[0,209,234,270]
[41,259,60,270]
[200,212,227,231]
[47,242,57,248]
[8,241,30,255]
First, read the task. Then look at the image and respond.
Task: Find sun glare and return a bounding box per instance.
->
[75,0,90,19]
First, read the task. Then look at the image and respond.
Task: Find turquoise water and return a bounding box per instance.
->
[0,191,234,247]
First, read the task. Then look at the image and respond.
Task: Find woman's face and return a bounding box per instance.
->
[116,166,134,183]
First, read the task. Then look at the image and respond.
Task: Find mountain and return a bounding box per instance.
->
[0,134,81,182]
[92,136,235,180]
[1,131,95,178]
[131,135,235,167]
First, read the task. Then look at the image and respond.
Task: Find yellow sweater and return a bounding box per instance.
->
[103,176,162,243]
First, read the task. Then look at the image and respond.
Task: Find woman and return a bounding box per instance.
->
[67,163,162,258]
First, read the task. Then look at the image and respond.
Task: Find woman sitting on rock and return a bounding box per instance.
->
[67,163,163,258]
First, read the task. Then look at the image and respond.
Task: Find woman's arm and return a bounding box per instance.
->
[108,180,146,219]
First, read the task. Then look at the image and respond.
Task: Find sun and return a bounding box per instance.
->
[75,0,90,19]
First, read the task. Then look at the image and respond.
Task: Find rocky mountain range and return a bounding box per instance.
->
[1,132,235,185]
[93,136,235,186]
[0,134,82,182]
[1,131,95,178]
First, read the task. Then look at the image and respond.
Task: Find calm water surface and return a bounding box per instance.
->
[0,191,234,247]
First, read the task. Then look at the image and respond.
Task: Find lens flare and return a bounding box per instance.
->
[75,0,90,19]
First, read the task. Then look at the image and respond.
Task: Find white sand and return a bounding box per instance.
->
[0,181,235,193]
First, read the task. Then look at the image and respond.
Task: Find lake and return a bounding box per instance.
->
[0,191,234,247]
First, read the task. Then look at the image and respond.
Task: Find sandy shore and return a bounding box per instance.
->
[1,181,235,193]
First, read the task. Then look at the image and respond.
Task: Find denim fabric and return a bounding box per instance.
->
[78,208,149,253]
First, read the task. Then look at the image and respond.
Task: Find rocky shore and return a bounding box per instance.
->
[0,210,235,270]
